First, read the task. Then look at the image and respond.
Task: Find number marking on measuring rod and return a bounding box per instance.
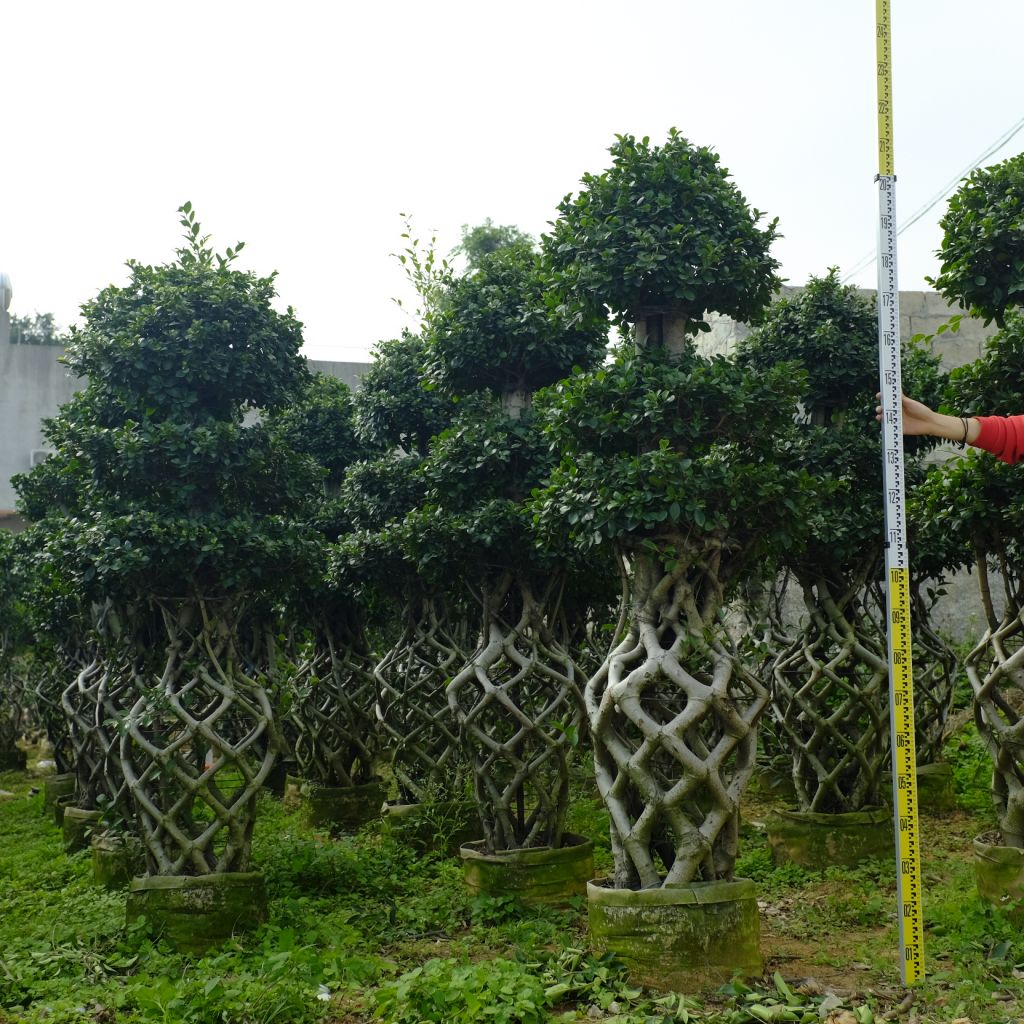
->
[876,0,925,987]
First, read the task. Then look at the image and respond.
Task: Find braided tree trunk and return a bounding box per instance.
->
[589,548,767,889]
[121,600,281,876]
[771,574,889,812]
[35,659,76,774]
[376,595,467,803]
[907,584,957,766]
[289,620,379,787]
[61,638,137,818]
[965,551,1024,847]
[447,572,582,853]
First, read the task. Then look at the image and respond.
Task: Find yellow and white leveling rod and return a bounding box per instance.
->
[875,0,925,986]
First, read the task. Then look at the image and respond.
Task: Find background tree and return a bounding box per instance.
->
[930,152,1024,327]
[737,271,949,813]
[455,218,535,272]
[409,243,609,853]
[916,314,1024,846]
[8,311,69,346]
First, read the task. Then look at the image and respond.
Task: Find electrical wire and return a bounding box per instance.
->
[842,113,1024,282]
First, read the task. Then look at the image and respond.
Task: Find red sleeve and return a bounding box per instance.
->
[972,416,1024,464]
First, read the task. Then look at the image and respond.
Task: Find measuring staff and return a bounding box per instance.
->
[874,0,926,987]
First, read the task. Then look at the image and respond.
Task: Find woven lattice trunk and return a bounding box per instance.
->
[588,549,767,888]
[907,584,957,766]
[61,643,136,817]
[965,553,1024,848]
[447,571,583,853]
[376,595,468,804]
[770,575,889,813]
[35,660,77,774]
[289,620,379,787]
[120,600,281,876]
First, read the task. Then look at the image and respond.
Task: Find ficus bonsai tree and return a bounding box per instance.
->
[404,242,609,854]
[265,370,385,804]
[916,314,1024,847]
[15,205,319,878]
[929,152,1024,328]
[342,334,469,808]
[536,130,809,887]
[0,531,29,770]
[737,271,950,813]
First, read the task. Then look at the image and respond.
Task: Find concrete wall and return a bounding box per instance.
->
[0,343,372,521]
[703,288,993,370]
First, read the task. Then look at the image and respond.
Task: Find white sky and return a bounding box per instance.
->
[2,0,1022,363]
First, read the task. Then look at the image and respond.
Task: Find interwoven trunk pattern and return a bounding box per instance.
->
[120,601,279,875]
[289,625,379,787]
[770,577,889,813]
[376,597,466,803]
[965,554,1024,847]
[447,573,582,853]
[907,585,957,766]
[35,662,76,774]
[588,552,766,889]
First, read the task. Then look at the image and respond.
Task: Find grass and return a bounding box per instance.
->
[1,730,1022,1024]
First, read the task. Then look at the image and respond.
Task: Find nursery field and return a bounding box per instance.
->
[1,732,1022,1024]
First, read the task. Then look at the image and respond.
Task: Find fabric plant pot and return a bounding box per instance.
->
[126,873,269,954]
[973,834,1024,920]
[459,833,594,906]
[307,779,386,832]
[42,773,76,816]
[91,833,145,890]
[62,806,103,853]
[587,877,762,990]
[767,807,892,869]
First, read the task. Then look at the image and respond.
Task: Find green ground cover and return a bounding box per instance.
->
[0,731,1021,1024]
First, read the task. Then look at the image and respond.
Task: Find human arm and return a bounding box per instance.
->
[876,394,1024,463]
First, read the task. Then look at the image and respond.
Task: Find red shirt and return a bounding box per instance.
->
[973,416,1024,464]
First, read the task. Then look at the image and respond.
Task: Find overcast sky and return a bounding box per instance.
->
[2,1,1022,363]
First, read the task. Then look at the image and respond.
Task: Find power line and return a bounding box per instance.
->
[842,113,1024,282]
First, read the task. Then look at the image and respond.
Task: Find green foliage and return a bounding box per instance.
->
[66,203,307,424]
[267,373,370,491]
[914,318,1024,576]
[535,346,814,561]
[545,129,780,330]
[456,218,535,272]
[737,272,946,578]
[930,152,1024,326]
[391,213,453,326]
[13,206,320,603]
[945,723,998,819]
[354,332,455,455]
[428,244,607,398]
[7,312,68,346]
[371,956,550,1024]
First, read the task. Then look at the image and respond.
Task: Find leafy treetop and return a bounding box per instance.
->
[930,153,1024,327]
[736,271,946,579]
[427,244,607,399]
[14,207,320,603]
[534,346,815,588]
[64,203,308,424]
[354,332,455,456]
[544,129,781,332]
[455,218,535,272]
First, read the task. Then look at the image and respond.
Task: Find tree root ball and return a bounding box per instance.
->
[459,833,594,906]
[126,872,268,954]
[587,877,762,991]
